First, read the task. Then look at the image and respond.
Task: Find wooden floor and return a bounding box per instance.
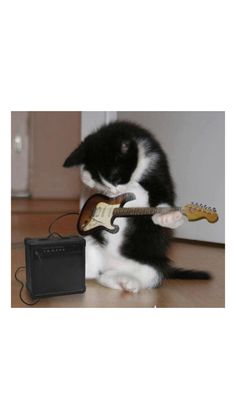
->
[11,199,225,308]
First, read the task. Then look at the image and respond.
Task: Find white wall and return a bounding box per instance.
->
[81,112,117,140]
[118,112,225,243]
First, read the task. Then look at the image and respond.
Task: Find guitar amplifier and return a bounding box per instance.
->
[24,235,86,299]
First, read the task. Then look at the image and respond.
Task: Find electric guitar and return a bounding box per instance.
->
[78,193,219,235]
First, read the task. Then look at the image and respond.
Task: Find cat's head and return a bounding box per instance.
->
[63,122,141,194]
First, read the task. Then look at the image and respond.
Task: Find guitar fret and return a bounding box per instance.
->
[113,207,169,216]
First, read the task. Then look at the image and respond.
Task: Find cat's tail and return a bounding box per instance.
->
[167,267,211,280]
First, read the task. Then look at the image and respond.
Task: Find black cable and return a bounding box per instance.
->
[48,212,80,236]
[15,266,40,306]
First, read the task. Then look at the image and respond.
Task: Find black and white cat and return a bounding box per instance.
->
[64,121,210,292]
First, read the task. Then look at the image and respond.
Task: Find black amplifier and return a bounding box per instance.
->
[24,235,86,299]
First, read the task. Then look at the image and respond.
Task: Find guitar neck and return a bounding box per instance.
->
[78,194,218,235]
[113,206,181,217]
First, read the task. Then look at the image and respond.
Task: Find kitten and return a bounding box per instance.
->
[64,121,210,292]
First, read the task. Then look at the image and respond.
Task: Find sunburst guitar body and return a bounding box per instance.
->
[78,193,219,236]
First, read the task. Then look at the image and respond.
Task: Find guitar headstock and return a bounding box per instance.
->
[182,202,219,223]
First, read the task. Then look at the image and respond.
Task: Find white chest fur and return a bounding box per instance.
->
[102,182,149,257]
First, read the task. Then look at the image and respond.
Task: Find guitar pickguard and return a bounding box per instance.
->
[82,202,120,232]
[78,192,136,235]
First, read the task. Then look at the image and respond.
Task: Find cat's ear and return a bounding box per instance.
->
[120,140,130,154]
[63,143,86,167]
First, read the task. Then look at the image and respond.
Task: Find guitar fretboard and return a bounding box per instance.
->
[113,207,180,217]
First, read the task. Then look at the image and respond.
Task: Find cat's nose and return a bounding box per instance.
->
[113,179,121,186]
[110,175,121,186]
[109,168,121,185]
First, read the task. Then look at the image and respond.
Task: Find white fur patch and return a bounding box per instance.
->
[130,141,158,183]
[97,258,161,292]
[102,182,149,259]
[99,174,120,196]
[85,236,104,279]
[80,165,95,188]
[81,165,108,193]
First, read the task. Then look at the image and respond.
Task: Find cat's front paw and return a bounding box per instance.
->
[152,210,184,229]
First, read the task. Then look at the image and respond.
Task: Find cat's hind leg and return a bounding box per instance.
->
[118,262,161,292]
[97,270,124,290]
[97,257,162,293]
[85,237,104,279]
